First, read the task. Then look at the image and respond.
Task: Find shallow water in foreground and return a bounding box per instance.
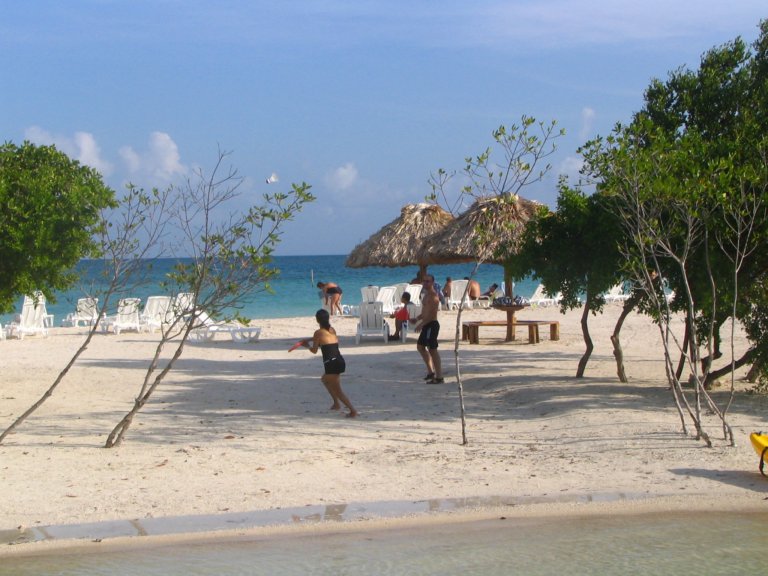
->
[3,510,764,575]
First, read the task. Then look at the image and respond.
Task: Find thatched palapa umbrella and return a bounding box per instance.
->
[420,194,541,341]
[420,194,540,269]
[345,203,454,278]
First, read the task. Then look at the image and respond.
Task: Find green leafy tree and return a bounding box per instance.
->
[509,182,629,378]
[0,183,173,444]
[579,20,768,444]
[0,141,115,311]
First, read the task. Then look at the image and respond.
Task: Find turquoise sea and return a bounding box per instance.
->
[2,255,536,325]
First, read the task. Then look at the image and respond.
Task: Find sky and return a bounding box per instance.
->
[2,1,766,256]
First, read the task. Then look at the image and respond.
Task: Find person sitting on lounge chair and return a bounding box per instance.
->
[465,277,481,300]
[482,283,500,298]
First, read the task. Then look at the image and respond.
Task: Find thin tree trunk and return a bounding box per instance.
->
[675,322,690,382]
[454,329,468,446]
[609,295,638,383]
[704,348,755,386]
[105,324,189,447]
[0,325,98,444]
[746,360,762,383]
[576,301,593,378]
[452,264,480,446]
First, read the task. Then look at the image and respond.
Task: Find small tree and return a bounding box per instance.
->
[428,116,564,444]
[105,150,314,447]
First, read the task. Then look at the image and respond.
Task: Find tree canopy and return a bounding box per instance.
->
[0,141,115,313]
[576,19,768,408]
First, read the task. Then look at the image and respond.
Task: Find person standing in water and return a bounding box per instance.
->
[302,309,357,417]
[413,274,444,384]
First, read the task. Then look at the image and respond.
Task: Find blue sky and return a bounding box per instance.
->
[2,2,765,255]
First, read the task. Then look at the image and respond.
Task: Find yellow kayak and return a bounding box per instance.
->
[750,432,768,477]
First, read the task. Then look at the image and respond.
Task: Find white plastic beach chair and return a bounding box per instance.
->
[445,279,471,310]
[404,284,423,307]
[355,301,389,344]
[360,285,379,303]
[105,298,143,334]
[160,292,196,330]
[374,286,398,315]
[188,311,262,344]
[141,295,171,333]
[604,283,630,304]
[529,283,559,307]
[63,297,99,328]
[6,292,49,339]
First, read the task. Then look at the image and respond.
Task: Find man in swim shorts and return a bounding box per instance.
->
[414,274,443,384]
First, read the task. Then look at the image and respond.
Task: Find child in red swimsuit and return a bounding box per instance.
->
[389,291,411,341]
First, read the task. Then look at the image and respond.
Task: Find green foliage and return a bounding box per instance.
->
[580,19,768,380]
[166,155,315,325]
[0,141,116,313]
[509,180,624,313]
[428,116,564,212]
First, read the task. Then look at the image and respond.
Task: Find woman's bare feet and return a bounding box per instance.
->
[346,410,358,418]
[330,403,341,411]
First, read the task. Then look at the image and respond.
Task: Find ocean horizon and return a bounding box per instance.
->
[2,255,538,325]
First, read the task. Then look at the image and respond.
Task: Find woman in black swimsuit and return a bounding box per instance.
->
[317,281,344,316]
[302,309,357,418]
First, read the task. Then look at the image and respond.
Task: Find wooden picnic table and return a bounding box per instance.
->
[491,304,525,341]
[461,304,560,344]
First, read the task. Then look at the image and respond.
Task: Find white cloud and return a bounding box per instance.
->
[24,126,113,176]
[119,131,187,185]
[324,162,359,192]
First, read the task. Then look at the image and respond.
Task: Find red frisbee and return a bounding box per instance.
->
[288,340,305,352]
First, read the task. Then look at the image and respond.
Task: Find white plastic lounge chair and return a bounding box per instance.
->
[159,292,195,329]
[171,293,195,315]
[404,284,423,306]
[141,295,172,333]
[106,298,143,334]
[474,285,503,309]
[63,297,99,327]
[604,284,630,303]
[360,285,379,303]
[188,311,262,344]
[392,283,408,309]
[355,301,390,344]
[374,286,398,315]
[445,279,472,310]
[529,283,559,307]
[7,292,49,339]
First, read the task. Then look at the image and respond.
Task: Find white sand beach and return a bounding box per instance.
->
[1,303,766,553]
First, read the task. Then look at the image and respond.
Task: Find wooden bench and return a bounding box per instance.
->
[462,319,560,344]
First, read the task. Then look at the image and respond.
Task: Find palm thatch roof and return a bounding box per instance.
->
[420,194,542,265]
[345,203,455,273]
